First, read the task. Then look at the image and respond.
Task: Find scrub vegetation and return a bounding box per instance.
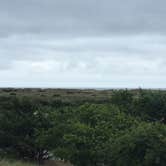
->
[0,88,166,166]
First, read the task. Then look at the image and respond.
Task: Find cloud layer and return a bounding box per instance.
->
[0,0,166,88]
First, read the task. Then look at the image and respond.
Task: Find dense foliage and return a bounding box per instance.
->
[0,89,166,165]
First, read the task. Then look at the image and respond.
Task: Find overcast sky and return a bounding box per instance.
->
[0,0,166,88]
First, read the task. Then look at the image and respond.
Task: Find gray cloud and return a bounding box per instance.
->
[0,0,166,88]
[1,0,166,37]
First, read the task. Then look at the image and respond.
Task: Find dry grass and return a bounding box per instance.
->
[43,160,72,166]
[0,160,36,166]
[0,160,72,166]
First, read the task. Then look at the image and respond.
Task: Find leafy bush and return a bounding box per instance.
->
[0,89,166,165]
[45,104,139,166]
[105,123,166,166]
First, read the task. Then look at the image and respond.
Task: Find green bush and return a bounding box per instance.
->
[0,89,166,165]
[105,123,166,166]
